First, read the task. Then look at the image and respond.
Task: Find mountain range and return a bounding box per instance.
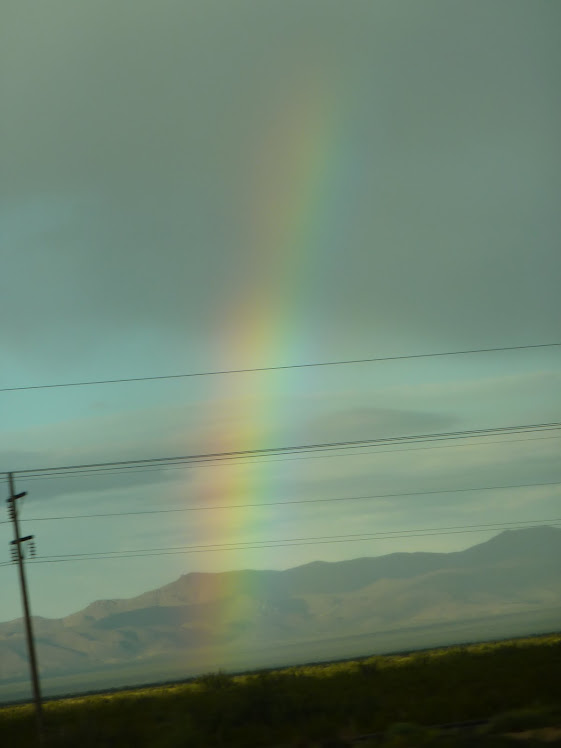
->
[0,526,559,698]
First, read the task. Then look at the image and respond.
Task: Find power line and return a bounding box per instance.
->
[7,519,559,565]
[37,517,561,556]
[3,434,558,487]
[5,421,561,478]
[11,479,561,524]
[1,342,559,393]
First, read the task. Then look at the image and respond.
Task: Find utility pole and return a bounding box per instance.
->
[7,472,44,746]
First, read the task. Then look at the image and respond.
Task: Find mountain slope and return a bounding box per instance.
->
[0,526,559,684]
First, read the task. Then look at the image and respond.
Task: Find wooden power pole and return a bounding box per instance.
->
[7,472,44,745]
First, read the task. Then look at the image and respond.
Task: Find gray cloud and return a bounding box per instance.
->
[6,467,181,504]
[1,0,559,374]
[305,407,458,443]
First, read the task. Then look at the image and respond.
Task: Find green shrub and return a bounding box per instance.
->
[196,670,232,691]
[483,705,561,734]
[1,633,560,747]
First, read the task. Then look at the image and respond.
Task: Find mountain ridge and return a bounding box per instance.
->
[60,525,561,619]
[4,526,558,626]
[0,526,559,687]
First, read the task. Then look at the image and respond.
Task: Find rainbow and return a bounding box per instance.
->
[190,64,355,650]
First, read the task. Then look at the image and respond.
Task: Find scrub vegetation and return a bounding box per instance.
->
[1,633,560,747]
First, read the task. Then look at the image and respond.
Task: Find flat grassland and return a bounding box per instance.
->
[1,633,560,747]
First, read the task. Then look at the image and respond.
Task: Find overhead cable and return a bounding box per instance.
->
[5,421,561,478]
[9,519,560,565]
[1,342,559,393]
[13,479,561,524]
[3,434,558,486]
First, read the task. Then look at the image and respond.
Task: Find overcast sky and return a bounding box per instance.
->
[1,0,560,622]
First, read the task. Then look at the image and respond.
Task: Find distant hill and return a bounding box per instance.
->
[0,526,559,690]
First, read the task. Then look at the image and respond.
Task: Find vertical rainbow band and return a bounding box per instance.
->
[190,65,353,647]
